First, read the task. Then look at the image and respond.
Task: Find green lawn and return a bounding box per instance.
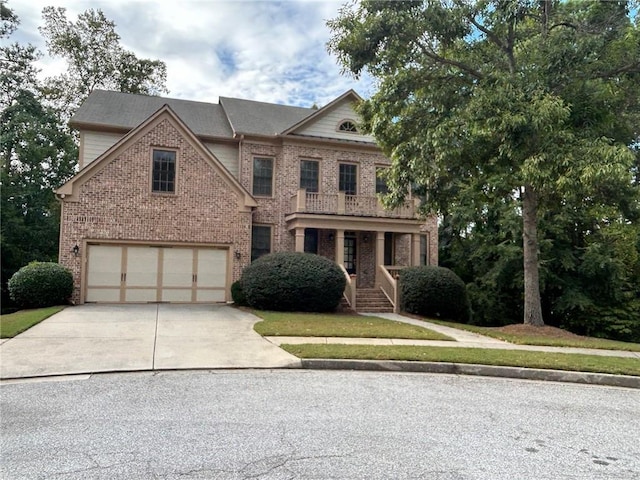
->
[0,306,65,338]
[282,344,640,377]
[253,311,454,341]
[424,319,640,352]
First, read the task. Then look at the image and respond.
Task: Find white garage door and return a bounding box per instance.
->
[85,244,228,303]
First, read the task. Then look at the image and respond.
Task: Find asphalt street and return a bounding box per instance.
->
[1,370,639,479]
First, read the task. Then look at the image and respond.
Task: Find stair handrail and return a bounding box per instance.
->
[378,265,399,313]
[339,264,356,310]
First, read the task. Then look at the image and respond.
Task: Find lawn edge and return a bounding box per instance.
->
[300,359,640,389]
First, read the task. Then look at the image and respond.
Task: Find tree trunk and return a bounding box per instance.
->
[522,184,544,326]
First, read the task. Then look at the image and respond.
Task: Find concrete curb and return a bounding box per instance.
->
[300,359,640,389]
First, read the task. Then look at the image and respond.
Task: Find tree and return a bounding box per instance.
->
[328,0,640,326]
[39,6,168,118]
[1,89,78,309]
[0,1,41,109]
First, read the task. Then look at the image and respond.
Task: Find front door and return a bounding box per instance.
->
[344,232,357,275]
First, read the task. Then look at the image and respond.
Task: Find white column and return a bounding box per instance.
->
[295,228,305,252]
[375,231,385,287]
[335,229,345,266]
[412,233,421,266]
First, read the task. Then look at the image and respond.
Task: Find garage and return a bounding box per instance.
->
[85,244,228,303]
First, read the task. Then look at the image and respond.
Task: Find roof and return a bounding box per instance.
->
[70,89,366,140]
[70,90,234,138]
[60,104,257,210]
[219,96,314,136]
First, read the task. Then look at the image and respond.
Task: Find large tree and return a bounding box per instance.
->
[328,0,640,326]
[39,6,168,119]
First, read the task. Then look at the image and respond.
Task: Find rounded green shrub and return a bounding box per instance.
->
[8,262,74,309]
[240,252,346,312]
[231,280,248,306]
[400,265,471,323]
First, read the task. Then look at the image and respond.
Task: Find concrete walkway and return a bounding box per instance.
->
[265,312,640,360]
[0,304,300,380]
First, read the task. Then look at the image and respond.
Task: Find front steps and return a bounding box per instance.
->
[354,288,394,313]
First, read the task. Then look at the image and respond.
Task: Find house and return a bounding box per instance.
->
[56,89,437,310]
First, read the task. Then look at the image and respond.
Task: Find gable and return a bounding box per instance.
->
[282,90,376,143]
[57,105,256,211]
[292,102,376,143]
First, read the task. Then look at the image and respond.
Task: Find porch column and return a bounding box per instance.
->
[412,233,421,266]
[376,231,385,287]
[295,228,305,252]
[335,229,345,266]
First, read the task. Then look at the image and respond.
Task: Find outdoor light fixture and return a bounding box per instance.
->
[234,250,241,260]
[72,244,80,257]
[329,233,334,241]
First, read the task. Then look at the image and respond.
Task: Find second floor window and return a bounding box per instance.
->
[300,160,319,193]
[152,149,176,193]
[376,168,389,195]
[339,163,357,195]
[253,157,273,196]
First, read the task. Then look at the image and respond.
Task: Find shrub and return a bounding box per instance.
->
[8,262,74,309]
[400,265,471,323]
[231,280,248,306]
[240,252,346,312]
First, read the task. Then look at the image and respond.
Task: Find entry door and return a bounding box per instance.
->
[344,233,357,274]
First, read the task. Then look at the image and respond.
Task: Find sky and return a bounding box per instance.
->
[9,0,375,108]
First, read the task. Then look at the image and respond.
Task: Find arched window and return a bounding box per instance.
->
[337,120,358,133]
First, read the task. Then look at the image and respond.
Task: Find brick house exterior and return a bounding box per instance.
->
[57,90,437,307]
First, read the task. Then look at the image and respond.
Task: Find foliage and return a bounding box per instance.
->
[328,0,640,330]
[38,7,168,119]
[0,8,77,308]
[8,262,73,309]
[231,280,248,306]
[240,252,346,312]
[400,266,471,323]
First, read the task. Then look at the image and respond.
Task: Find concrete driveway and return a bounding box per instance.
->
[0,304,300,379]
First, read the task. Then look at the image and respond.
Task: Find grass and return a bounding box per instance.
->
[282,344,640,377]
[0,306,65,338]
[424,318,640,352]
[253,311,454,341]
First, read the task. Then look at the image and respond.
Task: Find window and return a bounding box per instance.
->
[152,150,176,193]
[376,168,389,195]
[420,235,428,266]
[339,163,357,195]
[338,120,358,133]
[304,228,318,254]
[253,157,273,196]
[300,160,319,193]
[251,225,271,261]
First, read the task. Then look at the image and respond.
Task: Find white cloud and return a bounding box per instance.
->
[8,0,372,107]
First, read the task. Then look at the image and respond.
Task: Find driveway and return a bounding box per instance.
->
[0,304,300,379]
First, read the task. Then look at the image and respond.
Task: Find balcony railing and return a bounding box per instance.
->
[290,189,418,219]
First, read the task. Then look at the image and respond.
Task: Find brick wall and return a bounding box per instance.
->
[60,118,252,303]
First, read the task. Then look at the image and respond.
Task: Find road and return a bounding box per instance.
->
[1,370,639,479]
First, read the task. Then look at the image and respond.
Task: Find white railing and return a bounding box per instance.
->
[290,189,417,219]
[378,265,400,313]
[339,264,356,310]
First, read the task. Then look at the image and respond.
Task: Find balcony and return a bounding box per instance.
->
[289,189,418,219]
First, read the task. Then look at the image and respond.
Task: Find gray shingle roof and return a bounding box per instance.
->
[70,90,317,138]
[70,90,234,138]
[219,96,314,136]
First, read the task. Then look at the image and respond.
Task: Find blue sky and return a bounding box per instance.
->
[9,0,375,107]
